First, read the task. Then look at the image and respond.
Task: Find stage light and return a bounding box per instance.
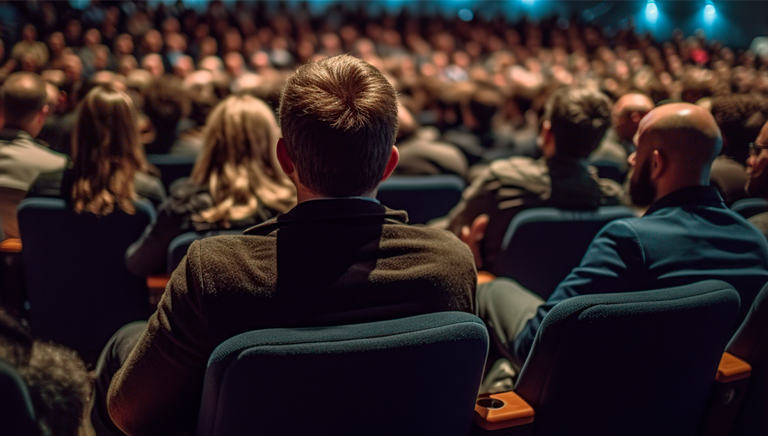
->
[522,0,535,5]
[458,8,473,21]
[645,0,658,24]
[704,2,716,25]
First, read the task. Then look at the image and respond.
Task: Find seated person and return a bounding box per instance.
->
[437,86,623,272]
[745,119,768,238]
[96,55,477,436]
[478,103,768,380]
[27,84,165,212]
[0,309,92,436]
[125,94,297,276]
[0,72,68,239]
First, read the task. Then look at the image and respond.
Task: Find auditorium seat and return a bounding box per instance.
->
[590,159,625,183]
[197,312,488,436]
[18,197,154,364]
[146,153,197,192]
[722,280,768,436]
[376,175,465,224]
[0,360,37,436]
[730,197,768,219]
[473,280,740,436]
[492,206,637,300]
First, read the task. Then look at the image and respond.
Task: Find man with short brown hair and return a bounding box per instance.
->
[103,55,476,436]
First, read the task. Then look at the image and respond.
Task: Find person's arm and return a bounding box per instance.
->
[109,242,213,436]
[511,219,647,364]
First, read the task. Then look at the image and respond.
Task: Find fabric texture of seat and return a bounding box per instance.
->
[0,360,37,436]
[511,280,740,436]
[18,197,154,363]
[147,153,197,192]
[730,197,768,219]
[727,280,768,436]
[492,206,636,300]
[197,311,488,436]
[376,175,465,224]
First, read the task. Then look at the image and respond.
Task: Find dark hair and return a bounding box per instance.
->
[279,54,399,197]
[0,308,32,367]
[21,343,92,436]
[710,94,768,164]
[144,75,191,153]
[1,72,48,128]
[544,86,612,159]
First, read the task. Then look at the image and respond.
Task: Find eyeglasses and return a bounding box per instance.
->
[749,142,768,156]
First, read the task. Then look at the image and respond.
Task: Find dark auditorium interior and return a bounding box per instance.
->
[2,1,768,435]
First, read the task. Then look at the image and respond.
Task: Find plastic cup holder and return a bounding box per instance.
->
[476,397,505,409]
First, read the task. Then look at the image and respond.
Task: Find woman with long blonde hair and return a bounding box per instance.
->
[28,84,165,214]
[125,94,296,276]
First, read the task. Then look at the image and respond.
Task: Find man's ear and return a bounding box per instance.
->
[276,138,295,176]
[651,149,665,180]
[380,145,400,182]
[539,120,555,158]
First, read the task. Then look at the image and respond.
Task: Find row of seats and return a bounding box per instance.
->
[3,279,763,435]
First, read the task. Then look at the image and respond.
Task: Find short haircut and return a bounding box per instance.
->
[710,94,768,164]
[279,54,398,197]
[544,86,613,159]
[1,72,48,128]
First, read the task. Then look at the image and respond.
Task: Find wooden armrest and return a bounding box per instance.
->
[698,352,752,436]
[473,391,534,434]
[0,238,22,253]
[477,271,497,285]
[146,274,170,290]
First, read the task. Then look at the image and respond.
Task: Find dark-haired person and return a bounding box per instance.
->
[745,120,768,239]
[0,72,67,239]
[439,86,623,272]
[481,103,768,384]
[27,84,165,212]
[100,54,476,436]
[709,94,768,206]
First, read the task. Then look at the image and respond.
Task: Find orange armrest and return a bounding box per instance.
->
[0,238,22,253]
[477,271,497,285]
[474,390,535,431]
[716,352,751,383]
[146,274,170,290]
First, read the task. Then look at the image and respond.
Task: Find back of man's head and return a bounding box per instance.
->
[710,94,768,164]
[1,72,48,130]
[279,55,398,197]
[612,92,654,142]
[544,86,612,159]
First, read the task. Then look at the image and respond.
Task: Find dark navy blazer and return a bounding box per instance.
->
[513,185,768,363]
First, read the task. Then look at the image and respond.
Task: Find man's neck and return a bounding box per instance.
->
[296,185,377,203]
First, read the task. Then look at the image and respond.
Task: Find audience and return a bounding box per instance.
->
[0,72,67,239]
[125,94,296,276]
[27,84,165,212]
[438,86,622,272]
[477,103,768,389]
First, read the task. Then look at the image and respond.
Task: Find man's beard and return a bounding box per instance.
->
[629,161,656,207]
[747,170,768,198]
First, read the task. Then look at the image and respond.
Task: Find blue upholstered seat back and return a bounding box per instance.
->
[17,197,154,362]
[730,197,768,219]
[376,175,465,224]
[0,360,37,436]
[146,153,196,192]
[514,280,741,436]
[493,206,637,299]
[727,280,768,436]
[197,312,488,436]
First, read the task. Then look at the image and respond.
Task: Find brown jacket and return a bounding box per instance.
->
[108,198,477,435]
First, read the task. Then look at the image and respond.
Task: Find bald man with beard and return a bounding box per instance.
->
[589,92,654,174]
[479,103,768,374]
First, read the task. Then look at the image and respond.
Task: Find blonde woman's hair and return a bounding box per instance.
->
[71,85,145,216]
[190,94,296,224]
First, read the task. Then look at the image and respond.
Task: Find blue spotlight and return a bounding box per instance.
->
[645,0,658,24]
[458,8,473,21]
[704,2,716,25]
[522,0,535,5]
